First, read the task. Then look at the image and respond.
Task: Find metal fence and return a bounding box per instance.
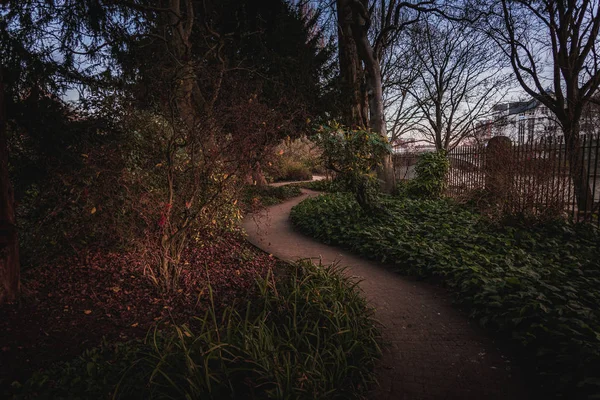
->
[393,133,600,226]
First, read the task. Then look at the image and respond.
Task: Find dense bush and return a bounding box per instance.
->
[275,160,313,182]
[312,123,390,212]
[405,150,449,199]
[290,193,600,398]
[8,97,148,267]
[12,107,248,279]
[11,261,380,400]
[266,137,322,182]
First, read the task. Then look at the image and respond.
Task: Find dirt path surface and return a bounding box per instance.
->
[242,189,531,400]
[269,175,325,187]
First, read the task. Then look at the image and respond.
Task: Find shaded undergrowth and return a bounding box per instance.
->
[10,261,381,400]
[290,193,600,398]
[241,185,303,212]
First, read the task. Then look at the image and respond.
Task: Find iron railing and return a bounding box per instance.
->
[393,133,600,226]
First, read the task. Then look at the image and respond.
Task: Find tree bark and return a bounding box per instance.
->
[0,67,20,304]
[337,0,396,192]
[348,1,396,192]
[337,0,368,128]
[365,62,395,192]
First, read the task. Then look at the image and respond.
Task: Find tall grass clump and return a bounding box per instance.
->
[12,261,381,400]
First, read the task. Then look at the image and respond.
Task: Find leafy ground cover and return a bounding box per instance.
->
[0,230,277,390]
[8,262,381,400]
[290,193,600,398]
[241,185,303,212]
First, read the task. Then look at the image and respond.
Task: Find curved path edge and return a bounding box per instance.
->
[242,189,530,400]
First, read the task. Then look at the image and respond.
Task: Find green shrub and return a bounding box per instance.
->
[274,160,312,182]
[265,137,322,181]
[406,151,449,199]
[12,261,381,400]
[391,179,409,197]
[241,185,302,210]
[312,122,390,212]
[290,193,600,398]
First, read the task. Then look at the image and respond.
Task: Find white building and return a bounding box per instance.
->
[485,98,560,144]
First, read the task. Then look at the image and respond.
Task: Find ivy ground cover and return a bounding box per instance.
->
[290,193,600,398]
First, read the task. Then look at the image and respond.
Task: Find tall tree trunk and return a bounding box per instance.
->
[563,122,594,216]
[349,4,396,192]
[364,59,395,192]
[337,0,367,128]
[0,67,20,304]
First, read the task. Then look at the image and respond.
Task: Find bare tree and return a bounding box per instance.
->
[336,0,428,192]
[334,0,479,189]
[380,27,424,148]
[408,16,509,150]
[385,87,424,147]
[490,0,600,211]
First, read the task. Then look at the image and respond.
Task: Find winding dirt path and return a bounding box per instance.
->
[242,189,531,400]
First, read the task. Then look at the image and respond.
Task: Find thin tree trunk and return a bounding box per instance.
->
[436,101,445,150]
[154,0,206,292]
[564,123,593,215]
[252,161,267,186]
[0,67,20,304]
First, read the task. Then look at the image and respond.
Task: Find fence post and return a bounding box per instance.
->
[485,136,513,205]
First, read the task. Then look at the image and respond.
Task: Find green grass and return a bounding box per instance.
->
[290,193,600,398]
[11,261,381,400]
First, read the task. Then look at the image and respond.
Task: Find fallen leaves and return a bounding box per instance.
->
[0,230,277,385]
